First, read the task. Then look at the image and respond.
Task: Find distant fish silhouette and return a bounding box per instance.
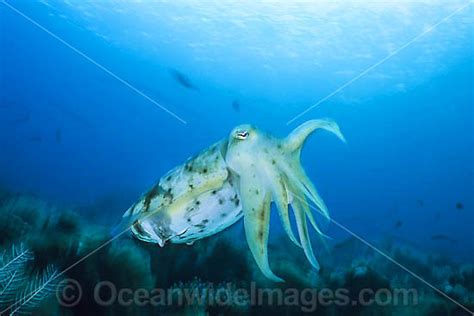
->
[28,136,42,142]
[169,69,198,90]
[232,99,240,112]
[416,200,424,207]
[431,234,457,243]
[456,202,464,210]
[394,220,402,229]
[55,128,62,144]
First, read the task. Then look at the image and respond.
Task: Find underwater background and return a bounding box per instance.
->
[0,1,473,315]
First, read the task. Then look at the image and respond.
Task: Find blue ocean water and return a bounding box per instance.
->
[0,1,473,314]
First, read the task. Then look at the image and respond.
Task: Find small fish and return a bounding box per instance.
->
[456,202,464,210]
[55,128,62,144]
[394,220,402,229]
[169,69,198,90]
[28,136,42,142]
[431,234,457,243]
[416,200,424,207]
[232,99,240,112]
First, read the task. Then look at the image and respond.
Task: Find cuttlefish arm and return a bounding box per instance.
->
[285,119,345,221]
[226,119,345,282]
[239,174,283,282]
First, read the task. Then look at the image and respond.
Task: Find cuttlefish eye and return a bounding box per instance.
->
[235,130,249,140]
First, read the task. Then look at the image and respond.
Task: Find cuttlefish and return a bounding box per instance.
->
[119,119,345,281]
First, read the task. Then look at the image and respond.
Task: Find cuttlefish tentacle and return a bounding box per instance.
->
[291,193,320,270]
[283,170,333,262]
[226,119,345,281]
[268,172,301,248]
[283,168,330,238]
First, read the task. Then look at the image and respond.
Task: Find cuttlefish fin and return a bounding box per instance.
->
[270,175,301,248]
[285,119,346,153]
[240,175,283,282]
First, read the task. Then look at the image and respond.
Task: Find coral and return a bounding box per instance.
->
[0,244,33,284]
[0,244,63,315]
[6,266,62,315]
